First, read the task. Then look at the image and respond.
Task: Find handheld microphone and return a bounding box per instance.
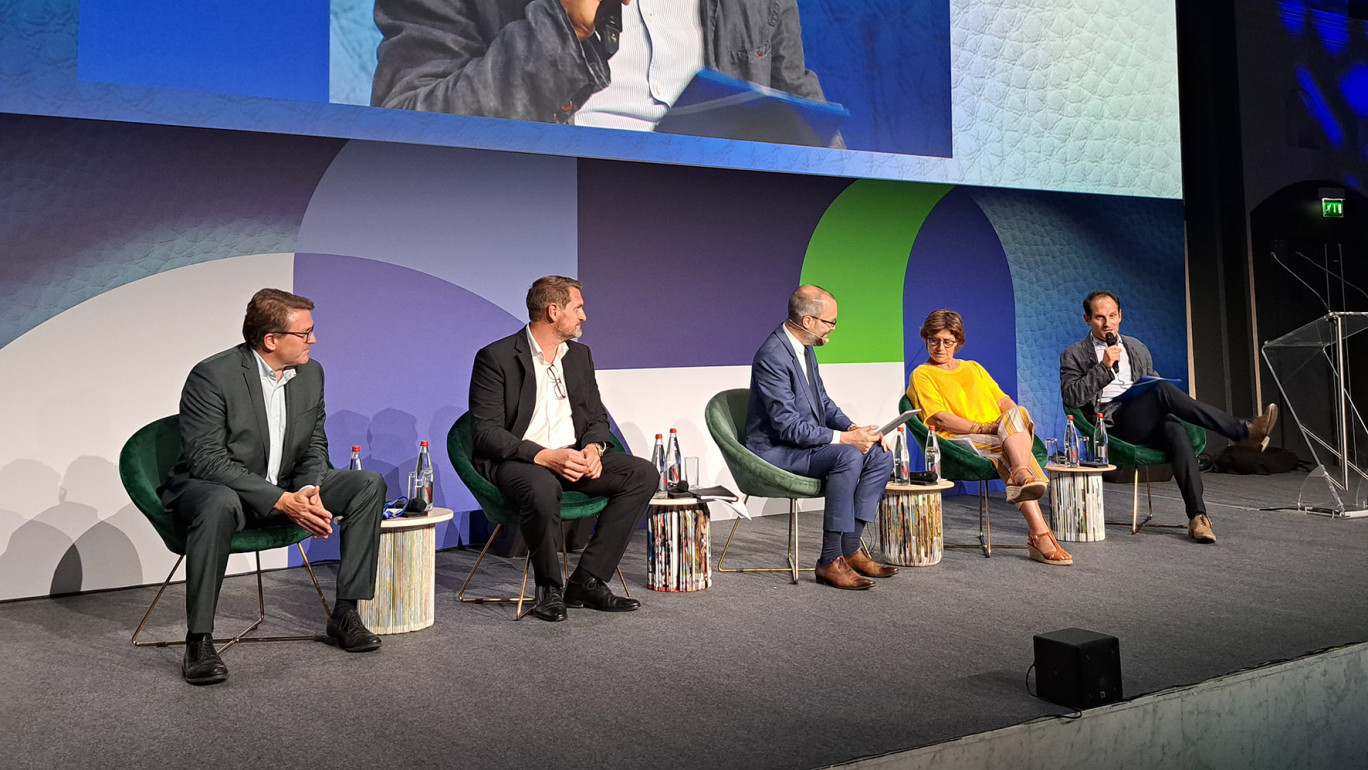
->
[1104,332,1119,373]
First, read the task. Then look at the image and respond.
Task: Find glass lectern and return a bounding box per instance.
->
[1262,312,1368,517]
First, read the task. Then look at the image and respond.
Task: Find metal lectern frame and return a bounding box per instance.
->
[1261,311,1368,518]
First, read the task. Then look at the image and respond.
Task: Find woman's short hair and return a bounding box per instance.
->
[242,288,314,348]
[919,309,966,347]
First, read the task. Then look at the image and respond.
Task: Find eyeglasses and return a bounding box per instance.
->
[810,317,837,329]
[271,327,315,341]
[926,337,957,349]
[546,366,566,399]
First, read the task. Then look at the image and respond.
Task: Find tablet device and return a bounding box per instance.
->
[879,410,920,435]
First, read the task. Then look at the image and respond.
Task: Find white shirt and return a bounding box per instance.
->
[1092,334,1134,403]
[523,326,578,450]
[252,350,297,485]
[783,324,840,444]
[574,0,705,131]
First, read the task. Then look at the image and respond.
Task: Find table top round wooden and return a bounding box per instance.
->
[648,495,709,508]
[380,506,454,531]
[884,480,955,493]
[1044,463,1116,474]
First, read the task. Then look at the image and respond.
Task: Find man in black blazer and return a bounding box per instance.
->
[469,276,656,622]
[1060,290,1277,544]
[161,289,385,685]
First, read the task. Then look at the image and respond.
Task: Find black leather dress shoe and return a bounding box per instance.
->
[182,637,228,686]
[564,575,640,612]
[530,584,567,622]
[325,609,382,652]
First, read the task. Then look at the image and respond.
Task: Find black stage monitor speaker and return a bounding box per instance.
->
[1033,627,1122,709]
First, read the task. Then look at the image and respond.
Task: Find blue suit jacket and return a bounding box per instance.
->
[745,325,853,461]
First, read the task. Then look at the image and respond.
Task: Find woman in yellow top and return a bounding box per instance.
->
[907,309,1073,566]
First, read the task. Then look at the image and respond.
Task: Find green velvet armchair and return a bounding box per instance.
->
[704,389,824,584]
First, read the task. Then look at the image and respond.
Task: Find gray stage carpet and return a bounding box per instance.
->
[3,471,1365,769]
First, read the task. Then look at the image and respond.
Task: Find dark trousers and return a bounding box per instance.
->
[761,443,892,532]
[168,469,385,634]
[493,452,657,587]
[1110,381,1246,518]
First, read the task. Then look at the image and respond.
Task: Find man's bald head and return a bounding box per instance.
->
[787,285,834,324]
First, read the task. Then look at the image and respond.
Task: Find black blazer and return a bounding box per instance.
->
[468,329,612,481]
[161,344,330,516]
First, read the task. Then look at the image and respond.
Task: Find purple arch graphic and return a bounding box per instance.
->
[901,189,1017,490]
[290,253,525,560]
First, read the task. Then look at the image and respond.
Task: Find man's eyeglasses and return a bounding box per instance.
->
[926,337,957,349]
[546,366,567,399]
[271,328,315,341]
[810,317,837,329]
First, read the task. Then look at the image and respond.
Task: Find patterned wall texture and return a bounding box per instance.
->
[0,114,1185,600]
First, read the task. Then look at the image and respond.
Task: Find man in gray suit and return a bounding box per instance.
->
[1060,290,1276,544]
[161,289,385,685]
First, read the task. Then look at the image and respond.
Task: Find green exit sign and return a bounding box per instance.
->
[1322,198,1345,217]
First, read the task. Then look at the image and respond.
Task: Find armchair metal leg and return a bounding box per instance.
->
[716,495,814,580]
[132,545,327,650]
[559,529,633,598]
[1134,466,1183,532]
[1133,468,1141,533]
[458,524,537,614]
[946,482,1025,557]
[460,522,627,619]
[982,484,991,557]
[947,483,994,557]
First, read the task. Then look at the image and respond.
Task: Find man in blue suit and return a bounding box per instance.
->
[745,285,897,590]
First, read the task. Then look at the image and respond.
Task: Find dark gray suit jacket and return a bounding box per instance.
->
[468,329,612,482]
[1059,333,1157,417]
[161,344,330,517]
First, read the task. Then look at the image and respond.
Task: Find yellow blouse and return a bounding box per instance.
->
[908,360,1009,425]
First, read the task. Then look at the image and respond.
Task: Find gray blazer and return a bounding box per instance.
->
[161,344,330,517]
[1059,334,1157,417]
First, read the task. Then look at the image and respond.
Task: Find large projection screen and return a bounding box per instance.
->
[1,0,1181,197]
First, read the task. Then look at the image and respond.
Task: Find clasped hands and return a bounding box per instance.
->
[840,425,897,454]
[276,486,332,538]
[536,444,604,482]
[561,0,631,41]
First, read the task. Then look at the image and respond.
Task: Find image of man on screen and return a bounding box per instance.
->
[371,0,839,145]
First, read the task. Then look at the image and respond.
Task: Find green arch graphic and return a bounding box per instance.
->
[801,180,954,363]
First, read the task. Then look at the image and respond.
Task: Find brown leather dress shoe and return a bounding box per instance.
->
[1244,404,1278,450]
[1188,514,1217,544]
[845,545,898,578]
[814,556,875,590]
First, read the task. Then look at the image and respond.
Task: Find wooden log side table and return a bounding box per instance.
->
[359,507,454,634]
[1045,464,1115,543]
[646,497,711,592]
[878,480,954,567]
